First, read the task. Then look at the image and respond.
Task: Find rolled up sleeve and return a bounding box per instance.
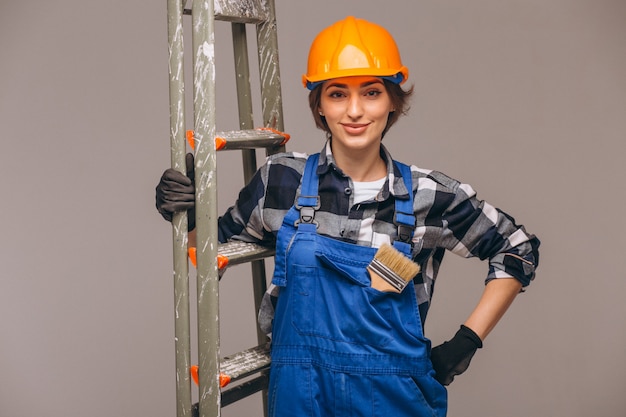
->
[441,181,540,287]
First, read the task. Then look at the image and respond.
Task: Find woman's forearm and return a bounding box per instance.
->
[463,277,523,341]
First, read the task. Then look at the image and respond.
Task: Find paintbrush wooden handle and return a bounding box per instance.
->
[367,267,402,293]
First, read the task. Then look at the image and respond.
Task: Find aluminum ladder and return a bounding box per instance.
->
[166,1,286,416]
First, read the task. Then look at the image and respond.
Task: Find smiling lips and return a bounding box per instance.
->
[341,122,370,135]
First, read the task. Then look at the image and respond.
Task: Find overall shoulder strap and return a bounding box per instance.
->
[392,160,415,256]
[295,153,321,227]
[272,153,321,287]
[296,153,320,206]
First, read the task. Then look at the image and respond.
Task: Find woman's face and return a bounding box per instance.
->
[319,76,394,156]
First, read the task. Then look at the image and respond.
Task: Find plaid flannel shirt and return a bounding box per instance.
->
[217,142,540,334]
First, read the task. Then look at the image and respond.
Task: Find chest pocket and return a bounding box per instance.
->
[290,252,394,349]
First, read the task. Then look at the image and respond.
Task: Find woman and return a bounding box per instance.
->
[156,16,540,417]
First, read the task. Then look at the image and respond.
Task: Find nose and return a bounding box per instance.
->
[346,95,364,119]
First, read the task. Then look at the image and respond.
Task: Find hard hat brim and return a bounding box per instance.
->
[302,67,409,90]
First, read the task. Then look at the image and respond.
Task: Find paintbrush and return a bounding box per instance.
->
[367,243,420,293]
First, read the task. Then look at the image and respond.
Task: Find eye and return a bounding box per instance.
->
[327,90,346,99]
[364,89,382,98]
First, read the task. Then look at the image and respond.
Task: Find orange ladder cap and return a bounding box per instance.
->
[188,247,229,271]
[188,247,197,268]
[190,366,231,388]
[217,254,229,269]
[186,130,195,150]
[219,374,232,387]
[187,130,227,151]
[190,365,199,385]
[258,127,291,145]
[215,136,227,150]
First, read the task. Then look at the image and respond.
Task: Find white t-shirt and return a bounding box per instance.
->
[352,177,386,204]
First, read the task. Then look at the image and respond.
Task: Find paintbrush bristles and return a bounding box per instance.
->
[374,243,420,279]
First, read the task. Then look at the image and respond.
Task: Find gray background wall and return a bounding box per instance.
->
[1,1,625,416]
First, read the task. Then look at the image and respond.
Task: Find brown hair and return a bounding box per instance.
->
[308,80,414,139]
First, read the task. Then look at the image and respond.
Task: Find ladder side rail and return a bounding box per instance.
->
[231,21,270,416]
[167,1,193,416]
[247,261,270,414]
[256,0,285,156]
[231,21,271,346]
[191,1,221,417]
[231,22,258,181]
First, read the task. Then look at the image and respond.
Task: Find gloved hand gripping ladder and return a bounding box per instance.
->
[166,1,287,416]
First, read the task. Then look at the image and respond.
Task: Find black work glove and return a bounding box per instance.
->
[155,153,196,231]
[430,324,483,386]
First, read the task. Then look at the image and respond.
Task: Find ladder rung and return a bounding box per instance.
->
[188,241,274,270]
[218,241,275,266]
[220,343,271,384]
[192,371,270,415]
[215,128,289,151]
[183,0,268,24]
[215,0,268,23]
[222,373,269,407]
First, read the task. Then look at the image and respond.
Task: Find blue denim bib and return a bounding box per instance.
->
[269,153,447,417]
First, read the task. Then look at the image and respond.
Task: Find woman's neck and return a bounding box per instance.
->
[331,142,387,182]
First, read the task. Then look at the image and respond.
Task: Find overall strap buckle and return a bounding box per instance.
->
[294,153,322,228]
[394,211,415,244]
[396,224,414,243]
[295,195,320,227]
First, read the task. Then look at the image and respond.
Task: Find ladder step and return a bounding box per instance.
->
[183,0,268,24]
[218,241,275,267]
[215,0,268,23]
[222,373,269,407]
[220,343,271,384]
[189,343,270,393]
[188,241,274,270]
[215,128,289,151]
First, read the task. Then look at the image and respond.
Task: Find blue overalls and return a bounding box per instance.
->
[268,154,447,417]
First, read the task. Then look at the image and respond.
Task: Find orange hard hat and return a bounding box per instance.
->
[302,16,409,90]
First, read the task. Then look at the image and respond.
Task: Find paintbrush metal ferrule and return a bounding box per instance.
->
[367,258,409,292]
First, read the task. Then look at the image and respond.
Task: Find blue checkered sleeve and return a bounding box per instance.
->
[426,171,539,286]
